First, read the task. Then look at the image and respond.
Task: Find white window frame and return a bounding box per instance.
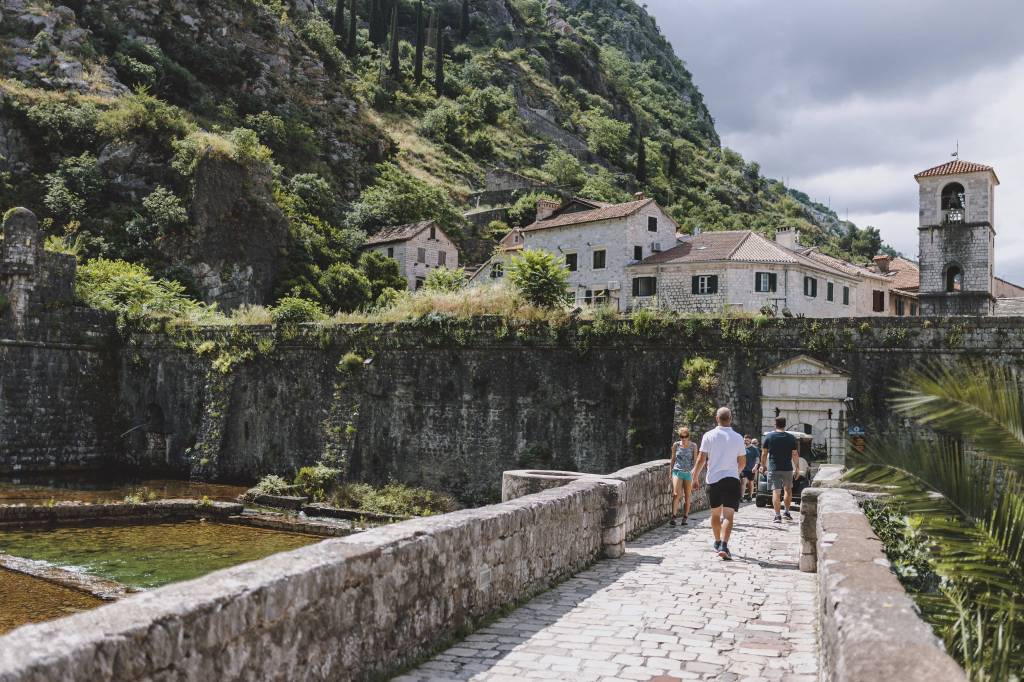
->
[697,275,715,294]
[756,272,772,293]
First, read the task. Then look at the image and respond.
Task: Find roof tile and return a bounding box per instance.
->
[914,160,996,180]
[363,220,434,246]
[524,198,655,231]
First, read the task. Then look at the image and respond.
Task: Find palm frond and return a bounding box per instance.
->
[891,362,1024,475]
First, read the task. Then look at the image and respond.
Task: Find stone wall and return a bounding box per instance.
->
[0,467,674,681]
[8,316,1024,503]
[800,488,967,682]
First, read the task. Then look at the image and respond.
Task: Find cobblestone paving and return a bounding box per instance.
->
[396,502,818,682]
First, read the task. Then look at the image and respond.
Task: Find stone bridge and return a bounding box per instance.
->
[0,463,965,682]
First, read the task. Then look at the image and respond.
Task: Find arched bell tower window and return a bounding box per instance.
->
[941,182,966,224]
[945,264,963,292]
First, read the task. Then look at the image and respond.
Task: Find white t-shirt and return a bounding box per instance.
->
[699,426,746,484]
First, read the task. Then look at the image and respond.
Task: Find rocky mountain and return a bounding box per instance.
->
[0,0,889,311]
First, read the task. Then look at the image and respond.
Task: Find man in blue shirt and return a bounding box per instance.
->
[759,417,800,523]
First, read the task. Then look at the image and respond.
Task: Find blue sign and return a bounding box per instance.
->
[848,426,866,437]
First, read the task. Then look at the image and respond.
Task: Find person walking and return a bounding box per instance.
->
[760,416,800,523]
[742,436,759,501]
[691,407,745,560]
[669,427,697,526]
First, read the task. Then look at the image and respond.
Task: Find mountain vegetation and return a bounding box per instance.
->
[0,0,893,315]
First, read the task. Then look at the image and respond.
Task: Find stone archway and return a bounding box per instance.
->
[760,355,849,464]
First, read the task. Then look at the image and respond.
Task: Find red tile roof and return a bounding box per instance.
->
[914,160,997,181]
[363,220,435,246]
[886,257,920,291]
[524,198,656,231]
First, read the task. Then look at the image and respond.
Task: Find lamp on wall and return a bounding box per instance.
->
[774,407,780,417]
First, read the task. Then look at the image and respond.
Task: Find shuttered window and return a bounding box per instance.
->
[754,272,777,292]
[691,275,718,295]
[803,276,817,298]
[632,277,657,297]
[842,286,850,305]
[826,282,834,302]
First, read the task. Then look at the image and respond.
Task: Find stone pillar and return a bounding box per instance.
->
[598,479,626,558]
[798,487,821,572]
[0,208,43,325]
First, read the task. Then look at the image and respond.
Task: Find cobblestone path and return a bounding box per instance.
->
[396,502,818,681]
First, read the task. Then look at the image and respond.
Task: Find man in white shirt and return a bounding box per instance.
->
[691,406,746,560]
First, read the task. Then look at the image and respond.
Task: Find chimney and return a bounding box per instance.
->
[633,191,645,200]
[775,229,797,251]
[873,254,892,273]
[536,198,560,222]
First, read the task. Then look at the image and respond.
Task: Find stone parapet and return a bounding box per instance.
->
[802,488,966,682]
[0,499,243,525]
[0,465,690,681]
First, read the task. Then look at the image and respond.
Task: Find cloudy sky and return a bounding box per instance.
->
[646,0,1024,281]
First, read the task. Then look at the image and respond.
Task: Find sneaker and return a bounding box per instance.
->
[783,512,793,521]
[773,514,782,523]
[713,540,722,552]
[681,516,688,525]
[669,517,676,526]
[718,543,732,560]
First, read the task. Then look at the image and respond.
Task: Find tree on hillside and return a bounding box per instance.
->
[414,1,425,84]
[460,0,470,40]
[358,251,407,299]
[369,0,389,46]
[508,249,570,309]
[346,0,358,57]
[636,133,647,183]
[664,142,678,178]
[345,162,463,234]
[387,2,401,82]
[434,30,445,96]
[332,0,345,37]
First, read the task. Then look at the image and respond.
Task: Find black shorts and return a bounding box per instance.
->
[708,477,741,510]
[740,469,756,481]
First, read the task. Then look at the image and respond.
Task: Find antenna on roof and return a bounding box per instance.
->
[951,140,959,158]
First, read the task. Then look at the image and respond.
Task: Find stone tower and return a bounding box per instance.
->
[916,160,998,316]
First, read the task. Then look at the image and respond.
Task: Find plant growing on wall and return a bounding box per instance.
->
[674,356,720,430]
[846,361,1024,678]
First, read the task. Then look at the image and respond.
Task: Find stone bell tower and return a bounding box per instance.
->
[916,160,998,316]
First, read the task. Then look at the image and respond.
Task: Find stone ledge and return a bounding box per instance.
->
[809,488,966,682]
[0,499,243,525]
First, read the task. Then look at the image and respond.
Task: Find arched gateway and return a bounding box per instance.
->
[759,355,849,463]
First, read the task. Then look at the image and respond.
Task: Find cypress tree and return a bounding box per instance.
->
[414,0,425,85]
[460,0,470,40]
[332,0,345,37]
[636,135,647,183]
[388,2,401,82]
[665,143,678,178]
[434,30,445,96]
[370,0,388,46]
[347,0,358,57]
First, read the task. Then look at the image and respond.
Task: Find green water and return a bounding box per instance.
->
[0,476,248,506]
[0,568,104,634]
[0,521,321,589]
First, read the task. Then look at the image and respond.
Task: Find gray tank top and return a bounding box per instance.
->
[673,440,696,470]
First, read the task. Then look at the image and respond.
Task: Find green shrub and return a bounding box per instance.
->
[543,149,585,190]
[331,482,458,516]
[75,258,200,325]
[508,249,570,308]
[288,173,336,220]
[252,474,290,495]
[317,263,372,313]
[299,15,344,69]
[580,167,631,203]
[423,266,466,293]
[507,192,559,227]
[294,464,343,502]
[23,94,99,146]
[97,90,194,142]
[43,153,105,221]
[141,186,188,232]
[580,109,630,158]
[358,251,407,300]
[271,296,325,325]
[373,287,404,310]
[420,101,464,145]
[339,351,365,372]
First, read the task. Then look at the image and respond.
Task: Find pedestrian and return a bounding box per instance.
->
[741,435,759,501]
[759,416,800,523]
[691,407,745,560]
[669,426,697,526]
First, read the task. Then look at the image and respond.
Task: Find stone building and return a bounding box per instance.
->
[627,229,901,317]
[362,220,460,291]
[915,160,998,315]
[0,207,75,324]
[468,196,678,311]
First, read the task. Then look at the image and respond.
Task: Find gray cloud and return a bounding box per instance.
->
[646,0,1024,281]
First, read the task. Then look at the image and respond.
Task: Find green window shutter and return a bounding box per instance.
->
[709,276,719,294]
[632,278,640,297]
[754,272,762,292]
[769,273,777,292]
[691,276,699,294]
